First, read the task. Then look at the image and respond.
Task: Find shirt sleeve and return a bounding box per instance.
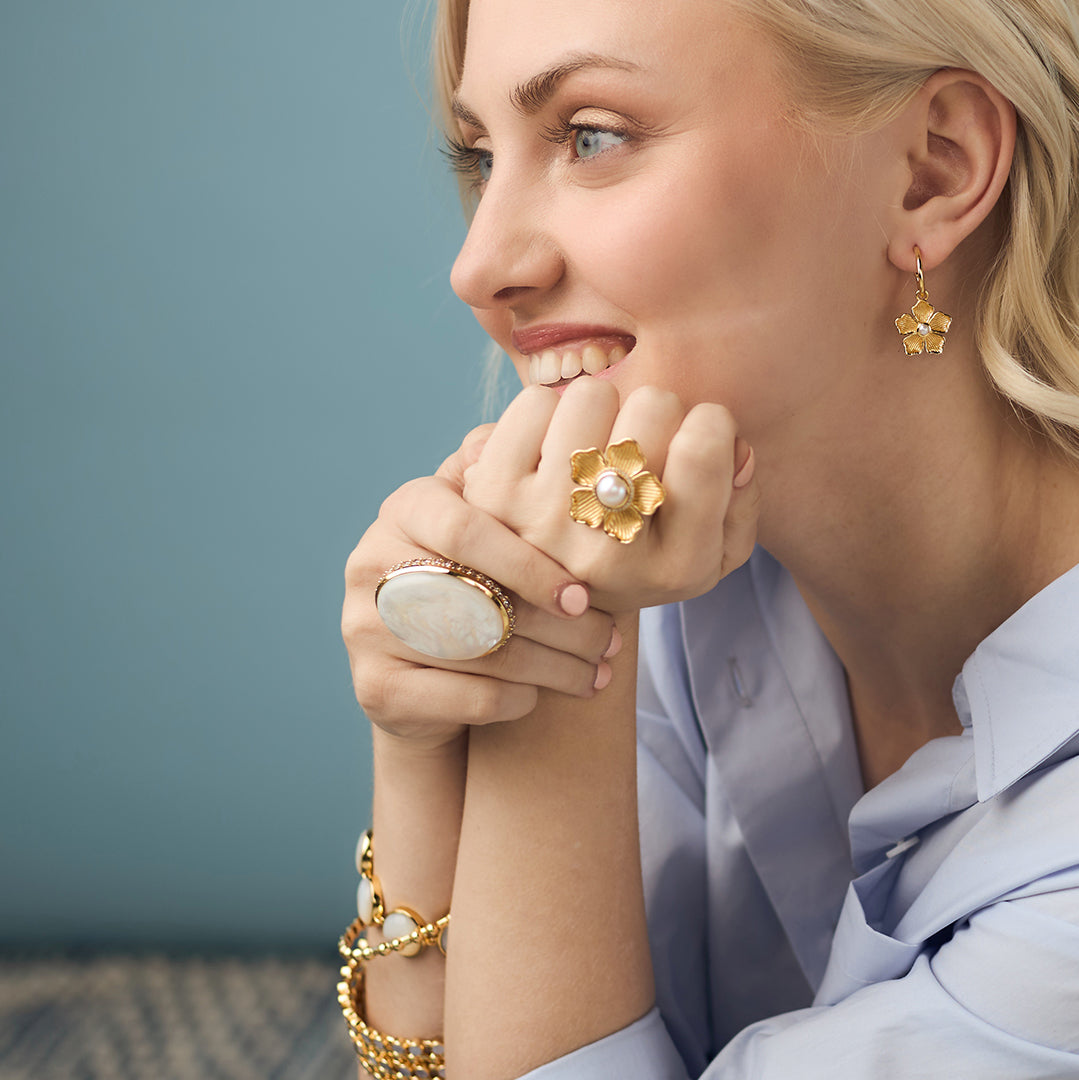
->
[635,605,713,1073]
[515,884,1079,1079]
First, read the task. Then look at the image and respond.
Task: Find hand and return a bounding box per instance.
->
[342,428,619,750]
[461,379,761,614]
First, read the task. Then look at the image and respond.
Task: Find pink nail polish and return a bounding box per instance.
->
[603,626,622,659]
[593,662,612,690]
[558,583,589,616]
[733,446,756,489]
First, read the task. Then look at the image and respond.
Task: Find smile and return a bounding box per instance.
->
[527,342,630,386]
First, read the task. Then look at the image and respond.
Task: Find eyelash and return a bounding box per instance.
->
[442,137,491,183]
[442,120,631,185]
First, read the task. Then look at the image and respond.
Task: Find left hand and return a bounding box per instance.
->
[461,378,761,615]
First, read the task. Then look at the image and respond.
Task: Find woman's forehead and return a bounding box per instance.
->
[457,0,763,107]
[462,0,739,67]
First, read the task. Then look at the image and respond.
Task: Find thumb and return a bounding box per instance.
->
[435,424,496,489]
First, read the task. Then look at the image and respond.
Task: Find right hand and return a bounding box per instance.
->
[342,428,620,751]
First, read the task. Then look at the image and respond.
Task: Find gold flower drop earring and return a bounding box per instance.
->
[895,247,952,355]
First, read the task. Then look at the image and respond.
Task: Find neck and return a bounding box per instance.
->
[757,363,1079,787]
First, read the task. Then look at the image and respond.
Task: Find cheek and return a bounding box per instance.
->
[562,136,857,421]
[570,139,801,323]
[473,309,529,383]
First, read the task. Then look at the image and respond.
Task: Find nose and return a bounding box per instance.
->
[450,174,564,311]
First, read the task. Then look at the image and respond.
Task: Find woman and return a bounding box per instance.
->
[339,0,1079,1075]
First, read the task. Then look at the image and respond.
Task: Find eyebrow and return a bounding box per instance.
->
[451,52,641,129]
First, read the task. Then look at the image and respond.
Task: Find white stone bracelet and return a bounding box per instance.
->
[354,829,450,959]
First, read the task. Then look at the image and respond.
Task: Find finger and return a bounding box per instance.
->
[359,660,540,730]
[513,602,617,662]
[653,402,740,553]
[407,633,608,698]
[475,384,560,479]
[538,377,621,482]
[349,565,615,666]
[370,476,593,619]
[607,385,686,477]
[436,424,496,487]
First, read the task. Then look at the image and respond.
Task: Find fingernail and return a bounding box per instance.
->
[593,662,612,690]
[603,626,622,659]
[733,446,756,489]
[558,582,589,616]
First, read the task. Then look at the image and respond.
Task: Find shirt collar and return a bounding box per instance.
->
[955,560,1079,801]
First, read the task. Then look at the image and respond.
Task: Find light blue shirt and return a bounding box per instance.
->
[524,550,1079,1078]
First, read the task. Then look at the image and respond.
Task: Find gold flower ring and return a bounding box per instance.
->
[569,438,666,544]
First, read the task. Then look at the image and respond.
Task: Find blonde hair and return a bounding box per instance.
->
[433,0,1079,460]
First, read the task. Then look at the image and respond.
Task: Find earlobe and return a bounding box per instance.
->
[888,70,1016,270]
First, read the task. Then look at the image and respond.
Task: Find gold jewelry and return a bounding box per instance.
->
[355,828,385,926]
[353,830,450,959]
[340,911,450,964]
[339,832,450,1073]
[338,956,446,1078]
[375,557,515,660]
[570,438,666,544]
[895,246,952,355]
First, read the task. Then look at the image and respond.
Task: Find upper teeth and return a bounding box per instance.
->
[528,343,629,386]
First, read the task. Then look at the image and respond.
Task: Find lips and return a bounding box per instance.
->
[511,325,636,387]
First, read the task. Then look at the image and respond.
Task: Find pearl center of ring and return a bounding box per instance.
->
[917,322,931,336]
[595,469,632,510]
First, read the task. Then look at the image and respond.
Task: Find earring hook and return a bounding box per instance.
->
[914,246,928,301]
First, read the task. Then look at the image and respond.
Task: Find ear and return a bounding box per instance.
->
[887,69,1016,273]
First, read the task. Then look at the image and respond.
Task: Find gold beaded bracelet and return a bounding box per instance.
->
[338,830,450,1075]
[337,955,446,1079]
[353,829,450,958]
[339,912,450,965]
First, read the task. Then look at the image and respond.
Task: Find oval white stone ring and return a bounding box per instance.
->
[374,558,516,661]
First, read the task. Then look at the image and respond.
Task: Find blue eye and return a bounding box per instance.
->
[442,137,495,187]
[573,127,625,160]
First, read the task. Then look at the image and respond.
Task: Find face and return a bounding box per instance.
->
[449,0,905,451]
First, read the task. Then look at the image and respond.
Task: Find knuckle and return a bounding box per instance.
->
[354,663,393,718]
[376,482,409,519]
[379,476,440,518]
[689,400,736,433]
[465,677,512,723]
[436,500,479,555]
[340,603,363,645]
[343,522,385,586]
[520,383,558,407]
[628,385,682,416]
[341,606,382,658]
[462,422,496,448]
[461,472,502,516]
[343,544,365,585]
[670,428,726,472]
[564,374,617,409]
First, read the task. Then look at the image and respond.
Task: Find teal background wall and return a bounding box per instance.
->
[1,2,497,948]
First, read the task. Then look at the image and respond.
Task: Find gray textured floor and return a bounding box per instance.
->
[0,954,357,1080]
